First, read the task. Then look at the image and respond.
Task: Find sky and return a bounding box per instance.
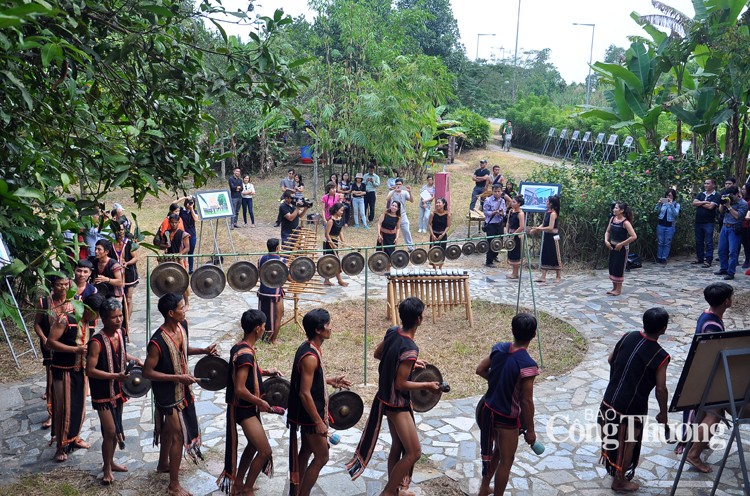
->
[213,0,696,84]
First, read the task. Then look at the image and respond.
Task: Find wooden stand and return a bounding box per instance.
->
[386,270,473,327]
[280,223,323,331]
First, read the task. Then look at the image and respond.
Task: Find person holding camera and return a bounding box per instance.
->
[279,190,309,244]
[714,185,748,280]
[654,189,680,264]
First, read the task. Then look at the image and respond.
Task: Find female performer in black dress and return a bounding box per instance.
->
[428,198,451,269]
[530,195,562,283]
[605,202,637,296]
[376,201,402,257]
[323,203,348,287]
[506,195,526,279]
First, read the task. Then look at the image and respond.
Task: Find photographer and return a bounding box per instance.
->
[177,197,199,274]
[279,190,309,244]
[714,185,748,280]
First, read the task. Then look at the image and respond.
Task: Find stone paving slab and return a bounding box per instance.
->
[0,256,749,495]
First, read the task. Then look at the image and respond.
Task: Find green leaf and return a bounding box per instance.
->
[209,18,227,43]
[141,4,174,18]
[125,125,140,136]
[1,70,33,110]
[14,187,44,200]
[41,42,62,67]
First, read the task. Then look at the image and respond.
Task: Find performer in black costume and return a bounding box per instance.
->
[506,195,526,280]
[530,195,562,283]
[604,201,637,296]
[376,201,402,257]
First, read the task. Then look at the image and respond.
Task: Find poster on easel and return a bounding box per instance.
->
[0,233,11,268]
[195,190,234,220]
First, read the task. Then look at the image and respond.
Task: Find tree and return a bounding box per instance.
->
[604,44,627,64]
[0,0,304,315]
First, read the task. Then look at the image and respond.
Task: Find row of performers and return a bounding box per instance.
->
[37,285,541,496]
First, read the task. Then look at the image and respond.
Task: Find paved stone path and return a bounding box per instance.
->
[1,256,749,495]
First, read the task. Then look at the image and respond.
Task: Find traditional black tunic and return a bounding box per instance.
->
[377,214,399,256]
[149,321,203,462]
[539,211,562,270]
[323,217,344,254]
[50,308,87,451]
[598,331,670,480]
[88,330,127,448]
[218,342,272,494]
[430,212,449,251]
[507,211,522,265]
[608,218,629,283]
[347,326,419,480]
[287,341,327,496]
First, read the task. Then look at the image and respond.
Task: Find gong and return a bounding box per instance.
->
[193,356,229,391]
[410,248,427,265]
[427,247,445,264]
[367,252,390,274]
[390,249,410,269]
[226,261,259,292]
[475,240,489,254]
[341,252,365,276]
[290,256,316,283]
[411,364,445,412]
[150,262,189,297]
[328,390,365,430]
[190,265,226,299]
[504,237,517,251]
[490,238,504,252]
[122,366,151,398]
[445,244,462,260]
[461,242,476,256]
[259,259,288,288]
[263,376,290,408]
[317,255,341,279]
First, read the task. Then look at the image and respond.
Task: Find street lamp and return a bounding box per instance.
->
[511,0,522,102]
[476,33,495,61]
[573,22,596,108]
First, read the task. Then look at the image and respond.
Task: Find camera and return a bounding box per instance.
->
[721,194,731,204]
[296,198,313,208]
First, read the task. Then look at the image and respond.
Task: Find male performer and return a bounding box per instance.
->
[47,287,104,461]
[681,282,733,470]
[257,238,286,344]
[218,309,282,495]
[163,214,192,310]
[287,308,351,496]
[598,307,670,493]
[143,293,218,496]
[347,297,440,496]
[475,313,539,496]
[73,258,97,300]
[86,298,142,484]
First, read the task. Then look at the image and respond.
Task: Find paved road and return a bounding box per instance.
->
[0,256,748,495]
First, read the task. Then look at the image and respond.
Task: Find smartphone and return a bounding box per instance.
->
[660,198,669,204]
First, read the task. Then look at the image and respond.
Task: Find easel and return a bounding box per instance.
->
[196,217,237,269]
[552,128,568,157]
[588,133,606,164]
[0,230,39,369]
[670,348,750,495]
[541,127,556,156]
[563,130,580,160]
[603,134,619,162]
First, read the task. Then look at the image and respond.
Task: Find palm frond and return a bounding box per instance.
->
[651,0,693,27]
[638,14,687,37]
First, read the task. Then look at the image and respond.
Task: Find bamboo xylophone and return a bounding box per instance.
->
[385,269,473,328]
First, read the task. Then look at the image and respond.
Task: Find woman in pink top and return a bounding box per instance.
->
[321,182,340,221]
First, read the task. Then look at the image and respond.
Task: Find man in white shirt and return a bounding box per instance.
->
[386,178,415,250]
[363,164,381,222]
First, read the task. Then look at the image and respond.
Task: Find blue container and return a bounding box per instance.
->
[300,146,313,163]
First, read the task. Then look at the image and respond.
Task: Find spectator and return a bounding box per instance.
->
[363,164,381,222]
[470,160,491,211]
[280,168,296,198]
[654,189,680,264]
[241,175,256,228]
[714,185,748,280]
[338,172,352,226]
[228,167,243,229]
[279,191,309,244]
[387,169,400,191]
[724,177,737,190]
[350,173,368,228]
[321,183,341,221]
[489,165,503,189]
[158,203,184,240]
[502,121,513,152]
[741,184,750,270]
[385,178,415,251]
[110,203,131,233]
[691,178,720,268]
[173,197,199,273]
[417,174,435,233]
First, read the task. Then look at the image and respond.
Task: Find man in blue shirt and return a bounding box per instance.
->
[362,164,381,222]
[483,185,506,267]
[714,186,748,280]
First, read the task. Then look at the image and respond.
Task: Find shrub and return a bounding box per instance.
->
[448,108,491,148]
[529,151,730,264]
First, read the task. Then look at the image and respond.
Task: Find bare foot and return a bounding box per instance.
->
[156,464,170,473]
[398,489,415,496]
[554,278,562,283]
[323,280,334,286]
[611,479,639,492]
[609,291,621,296]
[606,290,615,295]
[686,455,713,473]
[71,439,91,449]
[478,484,494,496]
[507,275,519,280]
[42,416,52,429]
[55,450,67,462]
[338,280,349,287]
[111,462,128,472]
[101,474,113,485]
[167,483,193,496]
[674,444,685,455]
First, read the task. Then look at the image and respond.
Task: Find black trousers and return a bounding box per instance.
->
[365,191,377,221]
[486,222,504,264]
